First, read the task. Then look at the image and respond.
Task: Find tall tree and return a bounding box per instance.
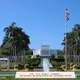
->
[63,24,80,64]
[1,22,30,63]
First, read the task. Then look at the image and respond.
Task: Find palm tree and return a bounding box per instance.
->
[63,24,80,65]
[1,22,30,65]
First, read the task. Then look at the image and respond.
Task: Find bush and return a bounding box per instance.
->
[26,58,41,69]
[17,64,24,70]
[50,59,65,71]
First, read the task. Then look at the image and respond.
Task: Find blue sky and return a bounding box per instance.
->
[0,0,80,49]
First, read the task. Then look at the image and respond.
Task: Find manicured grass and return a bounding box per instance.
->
[0,77,78,80]
[76,78,80,80]
[0,70,16,74]
[16,79,75,80]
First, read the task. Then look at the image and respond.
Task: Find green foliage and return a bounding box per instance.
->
[51,59,65,71]
[24,49,41,70]
[17,64,24,70]
[63,24,80,64]
[0,22,31,69]
[25,49,33,55]
[26,58,41,69]
[50,50,64,70]
[1,22,30,56]
[57,50,64,56]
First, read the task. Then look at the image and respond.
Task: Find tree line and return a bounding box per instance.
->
[0,22,40,70]
[63,24,80,65]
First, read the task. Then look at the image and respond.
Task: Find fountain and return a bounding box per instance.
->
[16,45,76,78]
[42,58,50,72]
[32,45,52,72]
[40,45,52,72]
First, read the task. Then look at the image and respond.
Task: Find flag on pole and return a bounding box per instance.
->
[64,8,70,22]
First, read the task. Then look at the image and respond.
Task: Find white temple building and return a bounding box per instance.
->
[32,45,57,57]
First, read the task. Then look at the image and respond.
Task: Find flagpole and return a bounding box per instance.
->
[65,21,67,71]
[64,8,70,71]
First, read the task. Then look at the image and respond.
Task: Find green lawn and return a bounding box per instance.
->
[0,77,79,80]
[0,70,16,74]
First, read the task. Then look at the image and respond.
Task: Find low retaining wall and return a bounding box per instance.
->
[15,72,76,78]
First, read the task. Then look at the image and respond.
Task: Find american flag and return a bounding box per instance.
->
[64,8,70,22]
